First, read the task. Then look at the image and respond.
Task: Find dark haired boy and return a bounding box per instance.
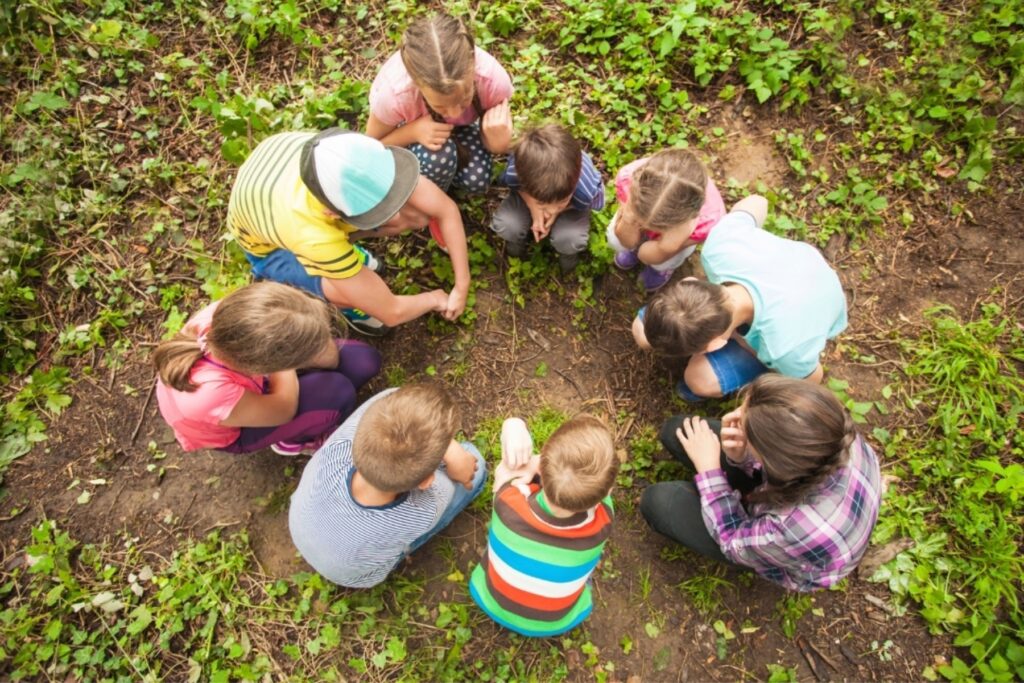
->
[491,124,604,272]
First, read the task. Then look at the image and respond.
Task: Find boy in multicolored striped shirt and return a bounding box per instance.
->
[469,415,618,636]
[491,124,605,273]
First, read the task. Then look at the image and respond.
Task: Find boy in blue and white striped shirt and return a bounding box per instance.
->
[492,124,605,273]
[289,383,487,588]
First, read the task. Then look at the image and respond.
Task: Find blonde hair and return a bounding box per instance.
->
[643,280,732,359]
[153,282,334,392]
[512,124,583,203]
[400,13,476,95]
[540,415,618,512]
[625,149,707,233]
[353,383,460,492]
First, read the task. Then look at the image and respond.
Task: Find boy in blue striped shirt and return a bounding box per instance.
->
[289,384,487,588]
[492,124,605,273]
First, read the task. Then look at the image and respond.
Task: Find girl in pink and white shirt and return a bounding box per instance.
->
[366,13,513,198]
[154,282,380,456]
[607,150,726,292]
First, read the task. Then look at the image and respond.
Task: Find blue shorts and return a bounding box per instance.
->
[245,250,325,299]
[637,306,768,399]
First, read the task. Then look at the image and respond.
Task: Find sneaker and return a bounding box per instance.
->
[558,252,580,274]
[270,440,319,456]
[340,308,390,337]
[354,244,384,274]
[640,265,673,292]
[428,218,448,253]
[675,379,706,403]
[614,249,640,270]
[505,239,527,258]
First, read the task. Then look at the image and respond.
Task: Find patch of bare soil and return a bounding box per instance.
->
[3,139,1021,683]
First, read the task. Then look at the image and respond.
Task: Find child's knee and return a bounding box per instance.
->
[631,315,651,350]
[491,199,530,241]
[549,218,590,255]
[415,141,458,189]
[683,357,723,398]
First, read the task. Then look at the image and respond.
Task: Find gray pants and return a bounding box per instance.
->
[491,192,591,256]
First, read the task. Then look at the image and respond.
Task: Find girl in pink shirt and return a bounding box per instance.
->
[154,282,381,455]
[606,150,726,292]
[366,13,514,199]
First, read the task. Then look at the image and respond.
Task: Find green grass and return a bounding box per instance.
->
[870,302,1024,681]
[1,0,1023,678]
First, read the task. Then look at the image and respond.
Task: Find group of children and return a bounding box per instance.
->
[153,12,882,638]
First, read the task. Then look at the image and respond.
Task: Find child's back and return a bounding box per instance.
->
[469,415,618,636]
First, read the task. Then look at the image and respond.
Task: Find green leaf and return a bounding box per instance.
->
[126,606,152,635]
[26,91,69,112]
[644,622,660,638]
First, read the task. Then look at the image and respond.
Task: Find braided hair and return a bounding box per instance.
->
[741,375,858,508]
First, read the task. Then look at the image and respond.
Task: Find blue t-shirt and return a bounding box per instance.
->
[499,152,605,211]
[700,211,847,378]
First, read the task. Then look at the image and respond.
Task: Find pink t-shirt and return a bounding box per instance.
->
[615,157,725,242]
[369,47,513,127]
[155,302,265,452]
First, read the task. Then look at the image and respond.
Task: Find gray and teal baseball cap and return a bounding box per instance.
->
[299,128,420,230]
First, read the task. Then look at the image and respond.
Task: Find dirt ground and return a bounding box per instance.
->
[3,110,1022,681]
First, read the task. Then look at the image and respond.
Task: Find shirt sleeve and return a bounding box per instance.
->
[499,154,520,188]
[695,469,804,590]
[369,52,416,127]
[575,153,605,211]
[474,48,513,109]
[288,223,363,279]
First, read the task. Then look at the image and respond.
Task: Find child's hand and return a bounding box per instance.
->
[675,417,721,473]
[410,114,453,151]
[500,417,534,469]
[720,407,748,464]
[493,455,540,492]
[481,100,513,153]
[442,287,467,320]
[427,289,449,313]
[443,441,479,490]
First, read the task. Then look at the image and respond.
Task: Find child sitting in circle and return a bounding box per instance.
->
[469,414,618,637]
[154,282,381,455]
[289,383,486,588]
[491,124,605,273]
[607,149,725,291]
[367,12,513,202]
[641,374,882,591]
[633,194,848,400]
[226,128,471,336]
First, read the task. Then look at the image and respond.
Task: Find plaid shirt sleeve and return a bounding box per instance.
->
[695,469,808,591]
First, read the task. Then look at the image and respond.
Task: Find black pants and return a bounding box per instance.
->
[640,415,762,563]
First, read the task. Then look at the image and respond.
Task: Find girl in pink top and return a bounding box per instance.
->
[366,13,513,200]
[154,282,381,455]
[606,150,726,292]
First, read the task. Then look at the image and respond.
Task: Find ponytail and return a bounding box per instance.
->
[742,375,856,508]
[153,331,205,392]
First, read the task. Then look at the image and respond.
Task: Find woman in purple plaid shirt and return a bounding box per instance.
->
[641,375,882,591]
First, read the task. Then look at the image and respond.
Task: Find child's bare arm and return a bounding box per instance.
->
[367,112,453,151]
[611,210,642,249]
[731,195,768,227]
[637,227,694,265]
[405,177,471,319]
[220,371,300,428]
[442,441,479,490]
[804,362,825,384]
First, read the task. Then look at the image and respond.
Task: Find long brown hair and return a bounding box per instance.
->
[742,375,858,508]
[153,282,334,392]
[400,13,476,96]
[625,149,707,233]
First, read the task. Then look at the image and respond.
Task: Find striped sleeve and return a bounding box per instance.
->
[571,152,605,211]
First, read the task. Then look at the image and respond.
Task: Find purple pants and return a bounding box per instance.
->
[221,340,381,454]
